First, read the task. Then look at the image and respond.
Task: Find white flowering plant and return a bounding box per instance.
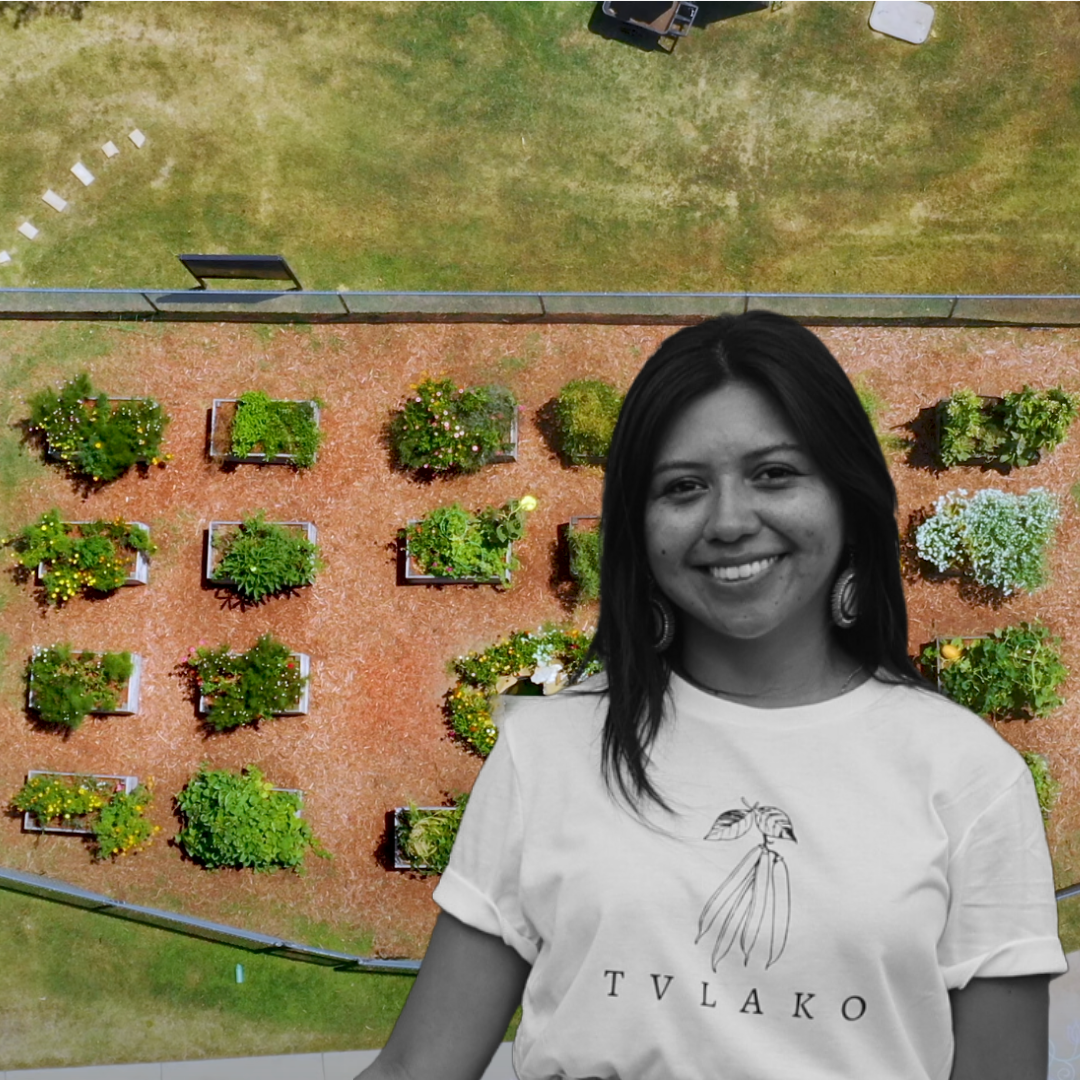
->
[915,487,1061,594]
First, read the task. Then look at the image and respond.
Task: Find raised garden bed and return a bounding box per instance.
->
[19,770,138,836]
[392,799,467,874]
[208,396,322,466]
[205,519,319,589]
[196,651,311,717]
[27,648,143,718]
[35,521,151,587]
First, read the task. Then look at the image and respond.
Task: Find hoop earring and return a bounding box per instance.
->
[830,561,858,630]
[651,592,676,652]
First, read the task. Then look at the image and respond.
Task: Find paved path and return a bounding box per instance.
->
[6,960,1080,1079]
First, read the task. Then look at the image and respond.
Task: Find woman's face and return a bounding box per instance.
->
[644,379,846,654]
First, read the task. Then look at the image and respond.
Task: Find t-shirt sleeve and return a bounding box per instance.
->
[431,722,540,965]
[937,767,1068,989]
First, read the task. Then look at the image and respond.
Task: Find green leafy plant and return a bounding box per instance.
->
[395,794,469,875]
[552,379,623,464]
[212,514,322,601]
[27,645,135,729]
[186,634,308,731]
[446,625,599,756]
[405,497,534,584]
[11,772,157,860]
[5,509,154,605]
[918,622,1068,720]
[389,377,517,473]
[567,518,601,603]
[27,372,170,481]
[914,487,1060,594]
[228,391,322,468]
[1021,752,1061,821]
[937,386,1079,467]
[175,765,329,872]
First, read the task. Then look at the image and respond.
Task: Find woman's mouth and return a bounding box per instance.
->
[707,555,781,582]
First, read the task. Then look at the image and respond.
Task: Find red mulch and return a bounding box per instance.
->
[3,322,1080,957]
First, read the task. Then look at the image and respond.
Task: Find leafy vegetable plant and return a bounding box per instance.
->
[395,794,469,875]
[405,497,534,584]
[227,391,322,468]
[1021,752,1061,821]
[186,634,308,731]
[5,509,154,605]
[567,518,601,603]
[175,765,328,872]
[212,514,322,601]
[919,621,1068,720]
[914,487,1060,594]
[27,645,135,729]
[389,377,517,473]
[552,379,623,464]
[28,372,169,481]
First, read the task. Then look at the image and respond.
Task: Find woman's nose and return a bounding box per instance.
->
[702,482,760,542]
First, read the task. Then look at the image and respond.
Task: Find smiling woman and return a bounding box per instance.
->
[356,314,1066,1080]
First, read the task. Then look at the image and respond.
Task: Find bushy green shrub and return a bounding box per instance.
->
[5,509,154,605]
[390,377,517,473]
[175,765,328,872]
[396,794,469,875]
[567,519,601,603]
[914,487,1060,594]
[27,645,134,729]
[405,497,533,584]
[229,391,322,468]
[186,634,308,731]
[552,379,622,464]
[213,514,322,601]
[919,622,1068,721]
[28,372,169,481]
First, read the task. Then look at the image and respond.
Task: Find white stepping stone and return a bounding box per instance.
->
[868,1,935,44]
[71,162,95,186]
[128,129,146,148]
[42,189,68,212]
[0,251,11,264]
[17,221,38,240]
[102,141,119,158]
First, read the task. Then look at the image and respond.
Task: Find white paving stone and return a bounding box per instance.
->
[868,1,935,44]
[102,140,120,157]
[17,221,39,240]
[0,250,11,264]
[128,128,146,148]
[71,161,95,185]
[42,189,68,212]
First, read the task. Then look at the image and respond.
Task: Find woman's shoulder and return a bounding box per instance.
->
[493,675,608,747]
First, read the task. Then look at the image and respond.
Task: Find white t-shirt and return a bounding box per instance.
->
[432,673,1067,1080]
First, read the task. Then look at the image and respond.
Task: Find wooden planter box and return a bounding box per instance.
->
[21,770,138,836]
[208,398,322,465]
[27,650,143,716]
[36,521,151,587]
[402,521,512,585]
[489,410,519,465]
[44,397,158,465]
[197,652,311,716]
[392,805,455,870]
[205,520,318,586]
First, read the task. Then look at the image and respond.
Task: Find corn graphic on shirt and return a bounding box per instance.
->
[433,673,1067,1080]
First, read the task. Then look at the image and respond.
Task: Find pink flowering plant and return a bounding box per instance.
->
[186,633,308,731]
[389,377,517,474]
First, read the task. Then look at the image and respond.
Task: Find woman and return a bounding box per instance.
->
[358,312,1066,1080]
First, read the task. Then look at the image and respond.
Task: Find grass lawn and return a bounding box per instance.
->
[1,2,1079,294]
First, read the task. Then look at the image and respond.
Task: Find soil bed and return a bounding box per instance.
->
[3,323,1080,958]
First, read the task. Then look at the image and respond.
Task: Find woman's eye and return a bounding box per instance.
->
[664,478,703,496]
[757,465,797,482]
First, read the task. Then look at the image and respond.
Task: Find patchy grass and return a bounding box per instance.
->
[0,2,1078,292]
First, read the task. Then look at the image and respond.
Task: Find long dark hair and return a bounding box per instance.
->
[592,311,926,812]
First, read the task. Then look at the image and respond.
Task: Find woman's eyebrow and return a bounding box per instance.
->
[652,442,806,473]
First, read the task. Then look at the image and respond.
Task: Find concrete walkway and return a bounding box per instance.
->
[5,960,1080,1079]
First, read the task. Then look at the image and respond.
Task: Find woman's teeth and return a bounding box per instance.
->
[708,556,779,582]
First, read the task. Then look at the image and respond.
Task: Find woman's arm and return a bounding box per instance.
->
[354,910,532,1080]
[948,974,1049,1080]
